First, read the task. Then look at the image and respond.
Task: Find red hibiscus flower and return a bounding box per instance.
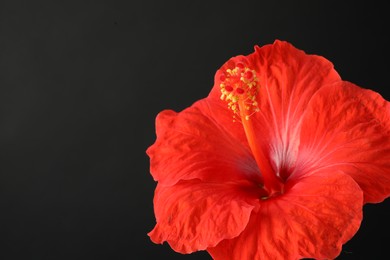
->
[147,40,390,259]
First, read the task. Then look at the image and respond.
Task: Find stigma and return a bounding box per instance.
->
[219,62,260,121]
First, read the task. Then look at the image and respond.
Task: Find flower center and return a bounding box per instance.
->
[220,61,284,198]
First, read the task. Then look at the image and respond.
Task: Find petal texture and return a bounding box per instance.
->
[296,82,390,203]
[208,171,363,260]
[147,99,261,186]
[148,180,262,253]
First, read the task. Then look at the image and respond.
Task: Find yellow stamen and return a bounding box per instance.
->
[219,65,259,121]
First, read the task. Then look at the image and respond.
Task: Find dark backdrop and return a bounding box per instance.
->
[0,1,389,259]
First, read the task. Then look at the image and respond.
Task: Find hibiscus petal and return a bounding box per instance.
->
[147,99,262,186]
[210,40,342,181]
[208,171,363,260]
[296,81,390,203]
[148,179,262,253]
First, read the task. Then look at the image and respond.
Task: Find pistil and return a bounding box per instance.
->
[240,106,284,197]
[219,61,284,197]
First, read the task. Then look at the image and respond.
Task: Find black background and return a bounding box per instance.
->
[0,1,389,259]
